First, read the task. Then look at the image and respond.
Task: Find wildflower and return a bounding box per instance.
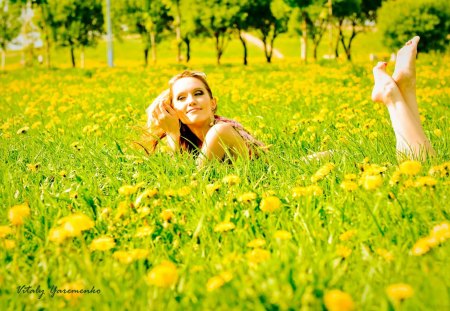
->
[336,245,352,258]
[433,129,442,137]
[59,213,94,237]
[339,230,357,241]
[113,249,149,264]
[222,175,240,185]
[247,239,266,248]
[246,248,271,266]
[89,237,115,251]
[177,186,191,197]
[214,222,236,233]
[259,196,282,212]
[206,272,233,292]
[118,185,138,196]
[3,239,16,250]
[71,141,83,151]
[361,174,383,190]
[16,126,29,134]
[311,163,335,183]
[134,188,158,207]
[115,201,129,219]
[411,237,431,256]
[389,170,402,186]
[399,161,422,176]
[27,163,40,172]
[274,230,292,240]
[386,283,414,303]
[135,226,153,238]
[376,248,394,262]
[147,261,178,287]
[430,222,450,242]
[8,203,30,226]
[238,192,257,202]
[58,281,85,301]
[0,226,12,238]
[340,181,358,192]
[344,174,358,181]
[49,226,69,244]
[206,183,220,196]
[324,289,355,311]
[59,170,68,177]
[161,209,174,222]
[414,176,437,187]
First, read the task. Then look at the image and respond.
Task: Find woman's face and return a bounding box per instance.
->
[171,77,216,126]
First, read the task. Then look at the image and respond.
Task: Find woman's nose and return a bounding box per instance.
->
[186,94,196,105]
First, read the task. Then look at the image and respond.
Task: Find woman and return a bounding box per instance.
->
[145,36,434,164]
[144,71,265,166]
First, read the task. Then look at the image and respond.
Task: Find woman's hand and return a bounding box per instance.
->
[152,101,180,137]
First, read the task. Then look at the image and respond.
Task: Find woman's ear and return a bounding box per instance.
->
[211,98,217,112]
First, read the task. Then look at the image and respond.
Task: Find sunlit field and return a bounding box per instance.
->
[1,33,449,310]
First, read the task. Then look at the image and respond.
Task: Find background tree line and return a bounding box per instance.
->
[1,0,449,69]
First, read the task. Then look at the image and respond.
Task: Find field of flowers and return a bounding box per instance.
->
[1,51,449,310]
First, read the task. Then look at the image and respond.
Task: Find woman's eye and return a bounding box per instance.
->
[195,91,203,96]
[177,96,185,101]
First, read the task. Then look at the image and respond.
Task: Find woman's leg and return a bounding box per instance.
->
[372,62,434,159]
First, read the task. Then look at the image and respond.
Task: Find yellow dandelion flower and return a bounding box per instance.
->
[307,185,323,196]
[135,226,153,238]
[386,283,414,303]
[206,183,220,195]
[89,237,115,251]
[134,188,158,207]
[214,222,236,233]
[324,289,355,311]
[8,203,30,226]
[247,238,266,248]
[118,185,138,196]
[48,226,68,244]
[336,245,352,258]
[430,222,450,243]
[274,230,292,240]
[59,213,94,237]
[260,196,282,213]
[414,176,437,187]
[147,261,178,288]
[177,186,191,197]
[340,181,358,192]
[238,192,257,202]
[16,126,29,134]
[246,248,271,266]
[26,163,40,172]
[376,248,394,262]
[59,170,68,177]
[0,226,12,238]
[3,239,16,250]
[222,175,241,185]
[389,170,402,186]
[399,161,422,176]
[339,230,357,241]
[433,129,442,137]
[292,186,308,197]
[344,174,358,181]
[206,272,233,292]
[113,249,149,264]
[361,174,383,190]
[58,281,85,301]
[161,209,174,222]
[311,163,335,183]
[411,237,431,256]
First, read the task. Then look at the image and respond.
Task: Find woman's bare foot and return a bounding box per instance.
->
[371,62,402,104]
[392,36,421,126]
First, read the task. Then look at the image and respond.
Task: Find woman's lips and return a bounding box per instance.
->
[187,108,201,114]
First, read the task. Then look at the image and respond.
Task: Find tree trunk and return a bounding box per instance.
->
[335,20,343,58]
[184,37,190,63]
[40,5,51,68]
[144,48,149,67]
[0,48,5,71]
[70,45,76,67]
[150,32,157,63]
[80,46,85,68]
[301,11,308,62]
[215,33,221,65]
[313,43,318,60]
[238,31,247,66]
[175,1,182,63]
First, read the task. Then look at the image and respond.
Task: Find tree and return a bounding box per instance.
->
[233,0,252,65]
[333,0,361,60]
[0,0,21,70]
[378,0,450,53]
[284,0,312,61]
[52,0,104,68]
[119,0,172,66]
[253,0,291,63]
[32,0,57,68]
[195,0,241,65]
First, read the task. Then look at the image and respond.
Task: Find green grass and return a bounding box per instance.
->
[0,32,449,310]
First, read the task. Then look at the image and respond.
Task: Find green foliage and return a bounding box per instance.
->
[0,0,21,50]
[378,0,450,52]
[52,0,104,48]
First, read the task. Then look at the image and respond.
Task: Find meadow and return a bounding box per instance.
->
[1,32,449,310]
